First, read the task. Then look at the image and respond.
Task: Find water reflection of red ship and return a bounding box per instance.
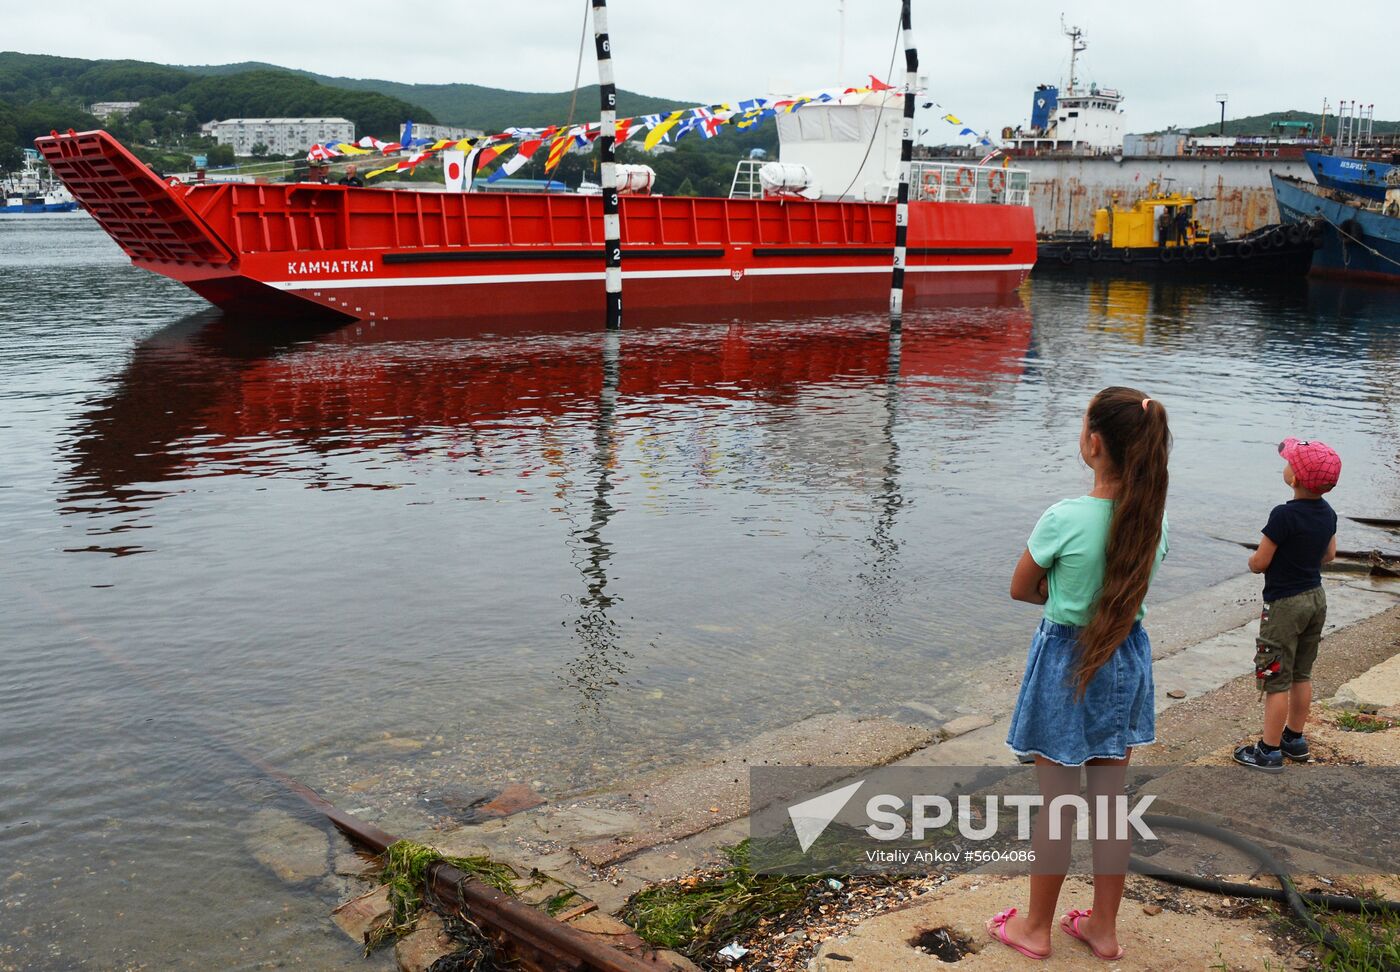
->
[63,301,1031,508]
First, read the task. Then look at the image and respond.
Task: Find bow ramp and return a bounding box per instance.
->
[35,130,235,270]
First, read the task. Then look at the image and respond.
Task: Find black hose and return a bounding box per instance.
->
[1133,814,1400,969]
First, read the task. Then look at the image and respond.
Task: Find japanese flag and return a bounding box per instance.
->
[442,150,466,191]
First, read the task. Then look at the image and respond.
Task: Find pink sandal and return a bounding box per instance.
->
[986,908,1049,960]
[1059,908,1125,961]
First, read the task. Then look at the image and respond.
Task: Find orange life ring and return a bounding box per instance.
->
[987,169,1006,194]
[920,169,942,195]
[955,167,975,190]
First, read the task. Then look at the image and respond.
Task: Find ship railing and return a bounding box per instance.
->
[727,159,1029,206]
[729,159,764,200]
[908,161,1030,206]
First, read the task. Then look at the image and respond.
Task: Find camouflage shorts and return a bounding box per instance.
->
[1253,587,1327,693]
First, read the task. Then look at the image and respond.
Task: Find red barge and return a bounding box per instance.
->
[37,103,1034,325]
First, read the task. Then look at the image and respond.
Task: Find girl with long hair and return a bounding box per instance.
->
[986,386,1171,961]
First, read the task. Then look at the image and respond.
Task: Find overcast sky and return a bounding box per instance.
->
[10,1,1394,140]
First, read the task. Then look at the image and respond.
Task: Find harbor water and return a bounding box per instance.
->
[2,215,1398,970]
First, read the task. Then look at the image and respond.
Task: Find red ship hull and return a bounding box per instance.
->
[38,130,1035,325]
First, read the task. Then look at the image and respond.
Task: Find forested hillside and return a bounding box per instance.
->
[1,50,774,195]
[0,52,432,168]
[181,61,691,131]
[1186,109,1400,137]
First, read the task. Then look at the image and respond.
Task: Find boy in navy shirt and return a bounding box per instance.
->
[1235,438,1340,772]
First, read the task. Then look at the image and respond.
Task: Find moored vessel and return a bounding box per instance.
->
[2,148,79,214]
[35,88,1035,327]
[1035,182,1319,277]
[1272,171,1400,284]
[1304,150,1397,203]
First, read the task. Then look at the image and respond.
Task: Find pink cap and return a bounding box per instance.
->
[1278,438,1341,494]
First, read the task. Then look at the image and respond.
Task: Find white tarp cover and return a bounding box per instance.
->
[759,162,821,199]
[615,164,656,194]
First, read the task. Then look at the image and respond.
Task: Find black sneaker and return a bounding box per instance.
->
[1233,741,1284,773]
[1280,734,1310,762]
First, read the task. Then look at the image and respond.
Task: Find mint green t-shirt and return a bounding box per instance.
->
[1027,496,1169,627]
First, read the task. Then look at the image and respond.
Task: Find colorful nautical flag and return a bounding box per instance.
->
[488,136,546,182]
[544,131,573,173]
[476,141,514,166]
[642,110,686,151]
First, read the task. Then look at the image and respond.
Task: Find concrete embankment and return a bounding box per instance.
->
[810,594,1400,971]
[400,573,1396,906]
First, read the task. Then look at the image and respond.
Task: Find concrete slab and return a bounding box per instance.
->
[239,808,330,885]
[330,884,392,946]
[809,873,1299,971]
[539,714,933,867]
[1335,651,1400,710]
[1145,572,1265,657]
[1152,579,1396,713]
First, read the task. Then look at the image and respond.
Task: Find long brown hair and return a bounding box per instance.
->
[1075,386,1171,697]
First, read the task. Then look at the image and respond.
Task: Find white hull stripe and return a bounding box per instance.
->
[268,263,1034,291]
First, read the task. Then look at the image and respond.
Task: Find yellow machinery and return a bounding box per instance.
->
[1092,182,1208,249]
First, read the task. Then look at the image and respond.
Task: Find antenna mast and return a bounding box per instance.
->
[837,0,846,82]
[1062,17,1086,95]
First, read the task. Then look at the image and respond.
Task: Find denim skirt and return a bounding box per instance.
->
[1005,618,1155,767]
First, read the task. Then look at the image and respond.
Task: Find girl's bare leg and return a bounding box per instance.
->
[991,757,1082,956]
[1076,751,1132,957]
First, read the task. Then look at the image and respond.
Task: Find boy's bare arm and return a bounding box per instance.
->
[1011,548,1049,604]
[1248,535,1278,573]
[1322,534,1337,565]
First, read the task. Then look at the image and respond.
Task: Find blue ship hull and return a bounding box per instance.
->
[1304,151,1394,203]
[1,200,79,214]
[1272,173,1400,284]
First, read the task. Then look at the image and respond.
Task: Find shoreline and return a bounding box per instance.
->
[306,571,1398,969]
[419,573,1396,883]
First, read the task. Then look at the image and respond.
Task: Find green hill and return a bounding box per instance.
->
[0,51,434,168]
[0,50,771,195]
[1186,109,1400,138]
[176,61,694,132]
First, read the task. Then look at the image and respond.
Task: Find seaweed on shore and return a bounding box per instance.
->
[364,839,520,954]
[620,840,825,958]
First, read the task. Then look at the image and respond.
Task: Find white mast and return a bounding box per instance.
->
[1062,18,1086,96]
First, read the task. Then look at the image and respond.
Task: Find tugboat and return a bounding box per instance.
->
[1035,182,1321,277]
